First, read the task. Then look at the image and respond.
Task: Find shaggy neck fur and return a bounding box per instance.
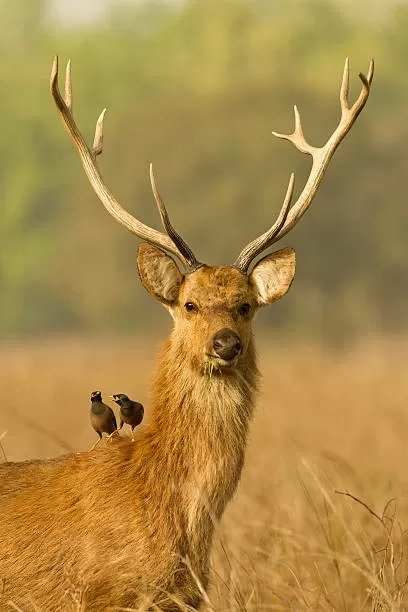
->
[150,331,259,571]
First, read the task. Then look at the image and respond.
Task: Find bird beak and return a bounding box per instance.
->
[109,395,116,401]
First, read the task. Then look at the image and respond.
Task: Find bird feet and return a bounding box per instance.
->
[106,430,120,443]
[90,438,102,451]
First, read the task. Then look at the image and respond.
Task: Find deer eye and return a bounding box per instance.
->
[185,302,198,313]
[238,303,251,315]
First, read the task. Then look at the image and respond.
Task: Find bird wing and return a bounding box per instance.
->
[111,409,117,431]
[134,402,144,426]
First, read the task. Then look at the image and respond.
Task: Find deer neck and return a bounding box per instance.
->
[151,333,259,524]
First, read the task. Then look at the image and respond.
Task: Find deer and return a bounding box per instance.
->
[0,57,373,611]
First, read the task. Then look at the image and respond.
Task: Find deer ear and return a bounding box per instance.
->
[249,247,296,306]
[137,243,183,305]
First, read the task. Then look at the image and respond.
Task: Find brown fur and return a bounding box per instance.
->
[0,245,295,611]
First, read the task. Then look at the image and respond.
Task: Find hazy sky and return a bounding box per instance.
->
[49,0,136,25]
[48,0,401,28]
[48,0,180,26]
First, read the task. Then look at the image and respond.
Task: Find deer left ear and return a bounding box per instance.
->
[249,247,296,306]
[137,243,183,305]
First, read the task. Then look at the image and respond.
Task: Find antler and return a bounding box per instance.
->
[234,58,374,273]
[50,56,201,272]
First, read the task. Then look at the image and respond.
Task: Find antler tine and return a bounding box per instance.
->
[339,57,350,113]
[149,164,201,271]
[64,59,72,111]
[93,109,106,157]
[234,173,295,272]
[234,58,374,272]
[50,56,197,268]
[272,105,315,156]
[351,59,374,117]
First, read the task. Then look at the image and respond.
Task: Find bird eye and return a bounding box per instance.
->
[238,303,251,315]
[185,302,198,313]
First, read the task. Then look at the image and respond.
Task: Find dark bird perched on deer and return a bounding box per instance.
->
[90,390,117,449]
[111,393,144,441]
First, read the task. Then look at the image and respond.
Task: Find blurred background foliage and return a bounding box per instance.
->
[0,0,406,343]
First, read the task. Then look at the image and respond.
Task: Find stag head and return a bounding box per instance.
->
[137,243,295,372]
[50,56,373,373]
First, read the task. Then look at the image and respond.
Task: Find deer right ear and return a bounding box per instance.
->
[249,247,296,306]
[137,243,183,305]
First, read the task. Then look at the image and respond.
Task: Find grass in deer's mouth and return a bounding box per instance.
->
[204,360,215,379]
[204,356,223,379]
[204,354,238,379]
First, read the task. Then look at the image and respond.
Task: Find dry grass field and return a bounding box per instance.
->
[1,335,408,610]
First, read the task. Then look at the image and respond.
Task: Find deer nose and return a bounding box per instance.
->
[212,328,242,361]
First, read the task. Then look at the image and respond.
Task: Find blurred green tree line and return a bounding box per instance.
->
[0,0,407,343]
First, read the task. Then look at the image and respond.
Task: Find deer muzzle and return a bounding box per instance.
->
[211,328,242,362]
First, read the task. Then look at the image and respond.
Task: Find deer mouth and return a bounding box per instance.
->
[204,353,240,372]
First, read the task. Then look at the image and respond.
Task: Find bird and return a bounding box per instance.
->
[110,393,144,441]
[89,390,118,450]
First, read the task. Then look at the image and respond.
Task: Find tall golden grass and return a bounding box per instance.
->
[1,335,408,610]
